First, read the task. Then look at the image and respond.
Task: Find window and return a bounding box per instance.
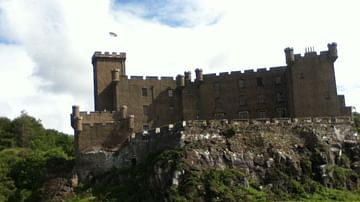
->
[276,92,284,102]
[169,106,174,114]
[215,97,223,109]
[214,82,221,91]
[257,77,263,87]
[238,111,249,119]
[239,96,247,106]
[143,124,150,131]
[214,113,225,119]
[300,73,304,79]
[143,105,149,115]
[276,108,286,117]
[167,89,173,97]
[238,79,245,88]
[257,94,265,104]
[142,88,148,96]
[257,111,266,118]
[275,76,282,85]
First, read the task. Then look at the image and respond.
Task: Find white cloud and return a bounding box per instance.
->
[0,0,359,134]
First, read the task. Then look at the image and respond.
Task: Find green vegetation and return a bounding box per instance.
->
[0,112,74,201]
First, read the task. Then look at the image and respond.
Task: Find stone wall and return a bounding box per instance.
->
[75,117,356,180]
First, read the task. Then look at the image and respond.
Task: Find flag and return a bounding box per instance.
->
[109,32,118,37]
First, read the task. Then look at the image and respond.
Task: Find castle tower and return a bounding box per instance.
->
[327,42,338,62]
[195,68,203,82]
[92,52,126,111]
[284,47,295,65]
[287,43,349,117]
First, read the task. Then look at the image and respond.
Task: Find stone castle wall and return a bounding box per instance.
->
[75,117,355,179]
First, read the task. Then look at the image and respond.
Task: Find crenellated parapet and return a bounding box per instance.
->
[71,105,135,153]
[92,51,126,59]
[284,42,338,64]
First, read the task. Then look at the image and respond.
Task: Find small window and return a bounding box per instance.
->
[275,76,282,85]
[276,92,284,102]
[143,105,149,115]
[215,97,223,109]
[214,82,221,91]
[238,111,249,119]
[214,113,225,119]
[143,124,150,131]
[300,73,304,79]
[239,96,247,106]
[168,89,173,97]
[142,88,148,96]
[276,108,286,117]
[169,106,174,114]
[257,111,266,118]
[238,79,245,88]
[257,77,263,87]
[258,94,265,104]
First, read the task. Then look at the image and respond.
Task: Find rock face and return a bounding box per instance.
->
[76,118,360,198]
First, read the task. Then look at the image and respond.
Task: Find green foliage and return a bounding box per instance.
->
[0,113,74,201]
[222,126,239,138]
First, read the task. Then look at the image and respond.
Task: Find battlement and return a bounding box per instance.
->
[128,75,175,81]
[200,66,287,80]
[92,51,126,59]
[285,42,338,64]
[128,117,353,141]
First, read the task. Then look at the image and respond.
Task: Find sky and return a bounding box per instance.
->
[0,0,359,134]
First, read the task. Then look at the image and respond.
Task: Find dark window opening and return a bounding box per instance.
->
[143,105,149,115]
[131,157,137,166]
[258,94,265,104]
[214,113,225,119]
[142,88,148,96]
[168,89,173,97]
[300,73,304,79]
[239,96,247,106]
[257,77,263,87]
[238,111,249,119]
[215,97,223,110]
[238,79,245,88]
[275,76,282,85]
[276,108,287,117]
[257,111,266,118]
[276,92,284,102]
[143,124,149,131]
[214,82,221,91]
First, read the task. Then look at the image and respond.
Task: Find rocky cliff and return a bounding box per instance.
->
[73,118,360,201]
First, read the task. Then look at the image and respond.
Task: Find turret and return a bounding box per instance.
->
[284,47,295,65]
[176,75,185,87]
[92,52,126,111]
[327,42,338,62]
[184,71,191,85]
[111,69,120,81]
[120,105,128,119]
[71,105,82,132]
[195,68,203,82]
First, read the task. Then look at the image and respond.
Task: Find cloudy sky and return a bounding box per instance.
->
[0,0,359,134]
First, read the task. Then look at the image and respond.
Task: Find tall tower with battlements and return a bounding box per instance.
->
[92,52,126,111]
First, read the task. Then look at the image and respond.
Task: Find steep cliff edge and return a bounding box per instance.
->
[73,118,360,201]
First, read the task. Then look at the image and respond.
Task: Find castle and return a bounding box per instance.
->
[71,43,351,155]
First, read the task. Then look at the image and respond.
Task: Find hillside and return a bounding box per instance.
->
[1,113,360,201]
[0,112,74,201]
[73,117,360,202]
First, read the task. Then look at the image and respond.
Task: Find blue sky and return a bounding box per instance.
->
[0,0,359,133]
[114,0,221,27]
